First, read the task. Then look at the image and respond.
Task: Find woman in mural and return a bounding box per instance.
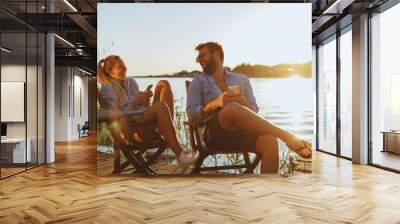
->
[98,55,199,167]
[187,42,312,173]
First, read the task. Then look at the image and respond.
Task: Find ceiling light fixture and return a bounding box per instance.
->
[322,0,354,15]
[63,0,78,12]
[323,0,342,14]
[78,67,93,76]
[76,48,85,55]
[54,34,75,48]
[1,47,11,53]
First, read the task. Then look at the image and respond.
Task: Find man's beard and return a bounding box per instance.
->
[203,59,217,74]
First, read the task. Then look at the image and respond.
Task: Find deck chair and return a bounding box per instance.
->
[184,80,262,174]
[97,87,167,174]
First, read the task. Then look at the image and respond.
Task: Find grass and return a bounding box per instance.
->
[97,97,301,174]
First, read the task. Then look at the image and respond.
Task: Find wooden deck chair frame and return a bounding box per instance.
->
[97,88,167,174]
[184,80,262,174]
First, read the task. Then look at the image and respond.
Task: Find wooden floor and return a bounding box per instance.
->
[1,136,400,223]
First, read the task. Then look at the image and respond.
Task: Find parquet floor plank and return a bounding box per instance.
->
[0,136,399,223]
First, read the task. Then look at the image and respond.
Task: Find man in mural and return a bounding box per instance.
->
[186,42,312,173]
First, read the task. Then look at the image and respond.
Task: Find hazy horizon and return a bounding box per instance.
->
[129,61,313,78]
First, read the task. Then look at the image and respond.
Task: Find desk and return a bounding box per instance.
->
[1,138,32,164]
[382,131,400,154]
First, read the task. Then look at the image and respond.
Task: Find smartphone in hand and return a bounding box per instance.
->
[227,85,241,96]
[146,84,153,91]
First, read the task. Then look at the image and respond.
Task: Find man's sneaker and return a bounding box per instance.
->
[177,150,199,168]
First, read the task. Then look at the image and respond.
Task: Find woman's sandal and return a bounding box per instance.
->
[291,140,312,159]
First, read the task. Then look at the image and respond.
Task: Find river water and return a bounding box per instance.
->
[135,76,314,142]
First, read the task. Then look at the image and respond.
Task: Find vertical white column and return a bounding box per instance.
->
[312,45,317,150]
[46,34,55,163]
[352,14,369,164]
[46,1,55,163]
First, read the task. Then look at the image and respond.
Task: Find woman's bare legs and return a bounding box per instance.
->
[255,134,279,173]
[153,80,174,120]
[138,101,182,156]
[218,102,311,158]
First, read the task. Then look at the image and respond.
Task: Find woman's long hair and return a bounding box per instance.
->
[97,55,127,97]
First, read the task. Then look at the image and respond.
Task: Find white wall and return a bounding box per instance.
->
[72,73,89,138]
[54,67,89,141]
[1,65,26,139]
[1,63,46,164]
[1,65,40,138]
[55,67,69,141]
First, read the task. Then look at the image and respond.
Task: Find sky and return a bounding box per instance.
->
[98,3,312,76]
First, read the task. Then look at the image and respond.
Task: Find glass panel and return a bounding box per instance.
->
[0,1,26,13]
[0,1,27,32]
[340,29,352,158]
[1,31,27,177]
[38,32,45,165]
[371,4,400,171]
[0,24,1,179]
[27,31,38,169]
[0,1,46,178]
[318,37,337,154]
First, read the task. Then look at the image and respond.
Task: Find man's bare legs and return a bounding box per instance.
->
[153,80,174,120]
[255,134,279,173]
[218,102,311,158]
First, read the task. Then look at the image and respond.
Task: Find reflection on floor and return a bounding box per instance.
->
[373,150,400,171]
[0,167,25,178]
[0,163,44,179]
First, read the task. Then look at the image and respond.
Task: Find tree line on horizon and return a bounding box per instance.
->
[141,61,312,78]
